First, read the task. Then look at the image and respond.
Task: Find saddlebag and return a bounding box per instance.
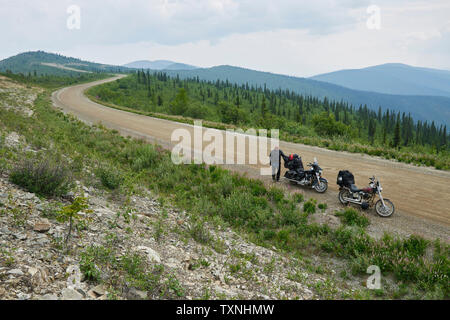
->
[337,170,354,187]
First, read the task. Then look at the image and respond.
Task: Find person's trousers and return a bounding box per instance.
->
[272,166,281,181]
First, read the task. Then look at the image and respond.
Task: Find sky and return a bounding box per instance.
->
[1,0,449,77]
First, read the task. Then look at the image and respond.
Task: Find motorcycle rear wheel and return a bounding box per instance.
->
[338,189,351,205]
[375,199,395,217]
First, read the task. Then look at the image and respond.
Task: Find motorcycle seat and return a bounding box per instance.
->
[349,184,361,193]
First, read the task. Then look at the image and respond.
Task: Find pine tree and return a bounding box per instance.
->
[443,126,447,149]
[261,96,268,119]
[368,118,376,144]
[393,115,401,148]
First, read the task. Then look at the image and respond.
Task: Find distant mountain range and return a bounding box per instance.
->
[1,51,449,126]
[310,63,450,98]
[123,60,198,71]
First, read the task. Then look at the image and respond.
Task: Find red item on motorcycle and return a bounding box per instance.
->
[362,187,372,193]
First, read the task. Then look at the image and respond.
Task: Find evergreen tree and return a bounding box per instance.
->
[393,115,401,148]
[368,118,376,144]
[261,96,268,119]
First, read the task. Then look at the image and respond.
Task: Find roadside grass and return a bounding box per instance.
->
[0,80,448,299]
[335,208,370,228]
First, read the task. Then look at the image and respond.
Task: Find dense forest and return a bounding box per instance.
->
[88,71,449,169]
[161,65,450,126]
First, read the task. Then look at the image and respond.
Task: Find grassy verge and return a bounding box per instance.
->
[0,82,448,299]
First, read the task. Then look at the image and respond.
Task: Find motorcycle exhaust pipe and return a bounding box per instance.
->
[342,197,361,204]
[285,178,307,186]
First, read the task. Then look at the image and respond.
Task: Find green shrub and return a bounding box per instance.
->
[129,144,160,171]
[268,186,284,203]
[217,174,233,197]
[188,220,211,244]
[95,165,123,190]
[292,193,304,203]
[403,235,429,258]
[303,199,317,215]
[335,208,370,228]
[79,245,113,282]
[276,229,291,246]
[9,158,72,197]
[263,230,276,240]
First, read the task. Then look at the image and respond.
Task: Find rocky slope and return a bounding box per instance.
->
[1,170,359,300]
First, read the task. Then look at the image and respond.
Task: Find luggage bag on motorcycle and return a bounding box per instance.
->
[337,170,354,187]
[284,154,304,170]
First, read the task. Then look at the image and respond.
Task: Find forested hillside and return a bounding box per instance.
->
[0,51,130,76]
[88,72,449,169]
[161,66,450,126]
[0,71,111,89]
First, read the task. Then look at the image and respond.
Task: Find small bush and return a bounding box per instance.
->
[79,245,112,282]
[292,193,304,203]
[189,220,211,244]
[335,208,370,228]
[268,186,284,203]
[9,158,72,197]
[129,144,160,171]
[303,199,317,215]
[217,175,233,197]
[403,235,429,258]
[263,229,276,240]
[95,165,123,190]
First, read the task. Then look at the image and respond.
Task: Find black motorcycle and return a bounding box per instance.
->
[284,157,328,193]
[337,173,395,217]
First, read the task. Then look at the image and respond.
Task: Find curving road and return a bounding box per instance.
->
[52,76,450,240]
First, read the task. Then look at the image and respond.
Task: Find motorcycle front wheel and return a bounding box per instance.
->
[338,189,351,205]
[375,199,395,217]
[314,178,328,193]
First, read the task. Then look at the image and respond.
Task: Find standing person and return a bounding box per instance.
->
[269,146,286,181]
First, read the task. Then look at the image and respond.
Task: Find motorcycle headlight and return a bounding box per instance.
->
[319,170,323,174]
[379,187,383,191]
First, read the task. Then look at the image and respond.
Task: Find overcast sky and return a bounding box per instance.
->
[1,0,449,77]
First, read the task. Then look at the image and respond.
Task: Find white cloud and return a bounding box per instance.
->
[1,0,449,75]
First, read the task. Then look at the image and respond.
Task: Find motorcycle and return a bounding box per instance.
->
[338,176,395,217]
[284,157,328,193]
